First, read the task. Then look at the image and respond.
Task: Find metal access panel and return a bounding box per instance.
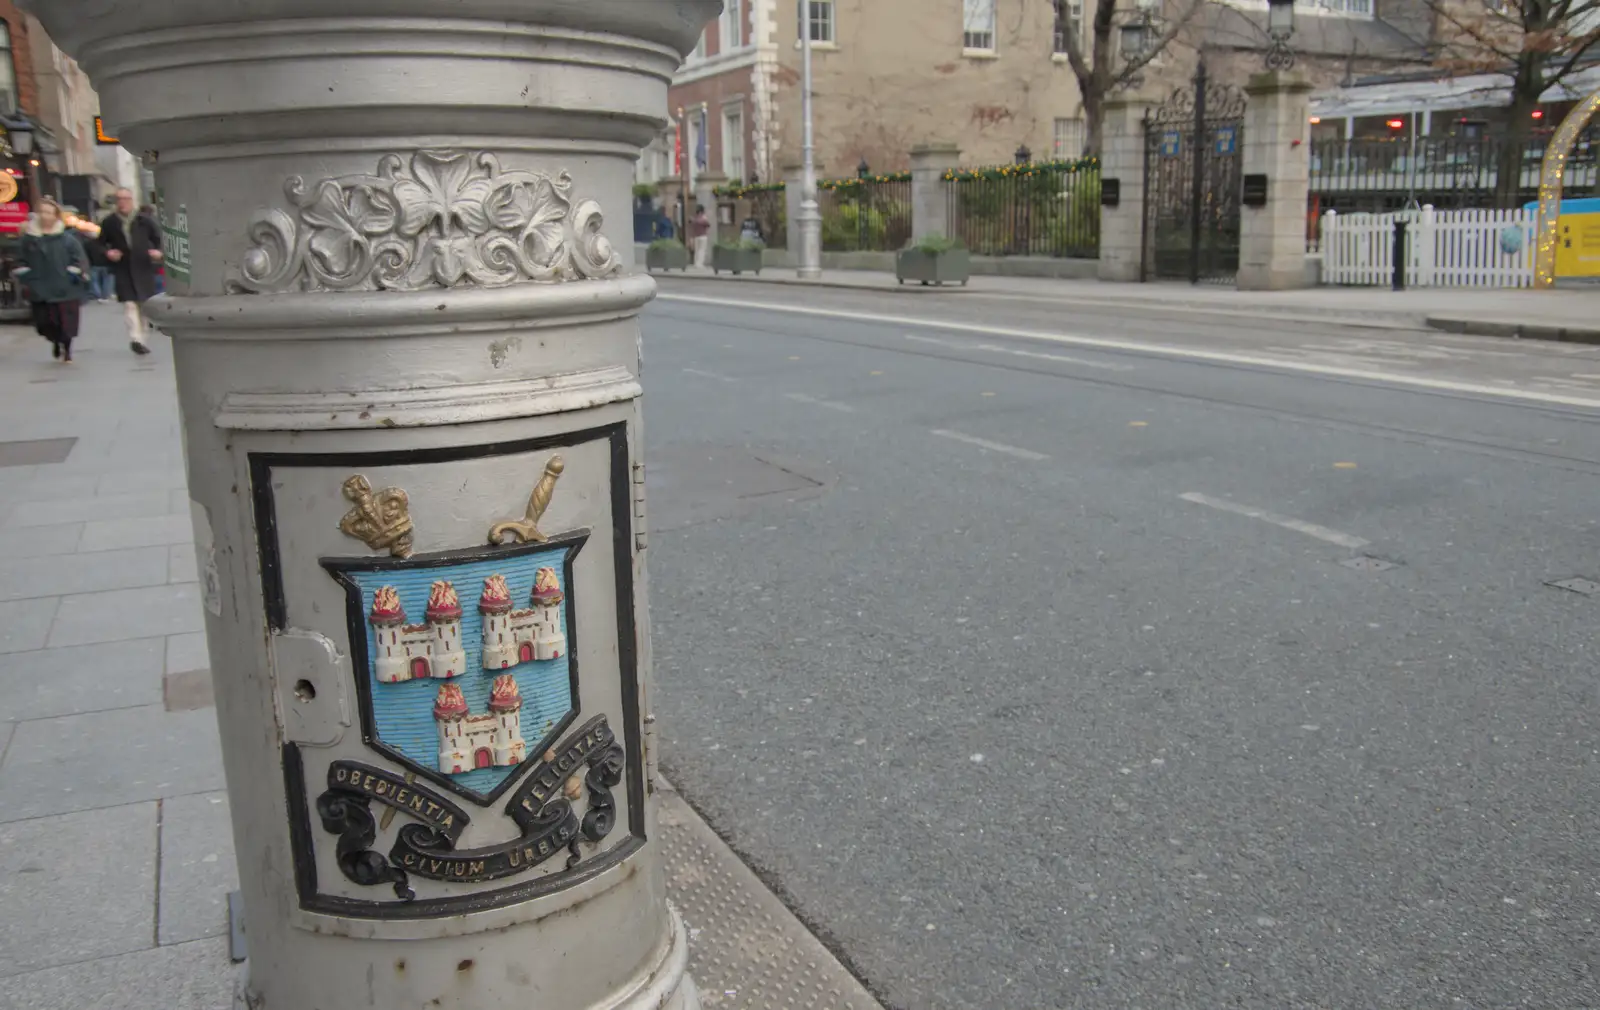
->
[252,423,646,923]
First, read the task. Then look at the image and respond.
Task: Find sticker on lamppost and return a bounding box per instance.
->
[161,203,192,283]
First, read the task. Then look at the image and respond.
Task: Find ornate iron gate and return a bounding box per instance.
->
[1142,65,1246,284]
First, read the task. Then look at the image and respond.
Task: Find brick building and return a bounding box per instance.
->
[0,1,141,227]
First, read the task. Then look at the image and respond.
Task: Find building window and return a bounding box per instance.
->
[963,0,997,50]
[0,23,15,116]
[723,106,745,182]
[1053,118,1085,158]
[799,0,835,43]
[1227,0,1371,18]
[1053,0,1082,53]
[725,0,744,49]
[693,29,707,60]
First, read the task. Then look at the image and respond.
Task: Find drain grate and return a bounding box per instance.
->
[0,436,76,467]
[1546,577,1599,596]
[1340,556,1397,572]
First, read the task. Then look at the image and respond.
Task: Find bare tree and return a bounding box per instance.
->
[1427,0,1600,205]
[1053,0,1211,153]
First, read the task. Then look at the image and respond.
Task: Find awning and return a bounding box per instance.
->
[1310,65,1600,120]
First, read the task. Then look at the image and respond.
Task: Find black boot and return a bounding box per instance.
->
[51,339,61,359]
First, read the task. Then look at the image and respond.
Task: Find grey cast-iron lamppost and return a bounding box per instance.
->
[20,2,719,1009]
[1265,0,1297,70]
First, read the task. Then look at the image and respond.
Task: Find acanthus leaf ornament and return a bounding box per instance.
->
[228,150,622,293]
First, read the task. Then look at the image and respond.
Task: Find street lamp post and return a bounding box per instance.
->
[20,2,718,1009]
[797,0,822,279]
[1012,144,1033,254]
[1265,0,1297,70]
[856,157,868,250]
[9,124,39,209]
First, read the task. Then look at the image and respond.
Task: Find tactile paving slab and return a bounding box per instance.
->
[659,780,882,1010]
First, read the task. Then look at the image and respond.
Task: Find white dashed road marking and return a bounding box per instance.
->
[1179,492,1369,549]
[905,333,1133,371]
[783,392,856,413]
[681,367,739,383]
[931,429,1049,461]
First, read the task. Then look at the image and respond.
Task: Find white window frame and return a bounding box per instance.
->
[1053,117,1085,158]
[1053,0,1083,55]
[963,0,997,51]
[799,0,835,43]
[722,104,745,182]
[1221,0,1374,19]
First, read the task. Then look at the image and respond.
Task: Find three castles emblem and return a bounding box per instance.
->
[365,569,566,777]
[310,453,628,904]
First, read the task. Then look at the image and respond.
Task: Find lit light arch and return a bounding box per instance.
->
[1534,88,1600,287]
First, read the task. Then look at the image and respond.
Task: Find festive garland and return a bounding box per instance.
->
[714,181,786,198]
[943,156,1100,182]
[713,170,913,198]
[818,171,912,191]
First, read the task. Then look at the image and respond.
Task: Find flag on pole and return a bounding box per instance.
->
[695,107,709,172]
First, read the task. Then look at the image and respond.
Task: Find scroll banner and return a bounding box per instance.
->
[390,715,625,883]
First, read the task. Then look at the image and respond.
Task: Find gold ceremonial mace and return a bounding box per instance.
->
[488,455,565,544]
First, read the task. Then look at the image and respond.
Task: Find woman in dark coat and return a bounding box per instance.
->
[15,197,91,362]
[97,187,163,355]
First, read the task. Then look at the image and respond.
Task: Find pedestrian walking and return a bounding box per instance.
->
[690,204,710,267]
[14,197,91,363]
[98,187,163,356]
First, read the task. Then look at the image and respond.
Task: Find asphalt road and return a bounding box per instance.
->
[639,282,1600,1010]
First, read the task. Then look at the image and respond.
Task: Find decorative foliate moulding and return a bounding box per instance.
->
[229,150,623,293]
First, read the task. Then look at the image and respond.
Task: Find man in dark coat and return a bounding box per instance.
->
[98,187,163,355]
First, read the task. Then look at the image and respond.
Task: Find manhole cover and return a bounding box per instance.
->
[1340,556,1396,572]
[1546,577,1599,596]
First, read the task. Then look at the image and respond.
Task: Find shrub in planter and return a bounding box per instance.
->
[896,235,970,286]
[711,239,763,275]
[645,238,689,272]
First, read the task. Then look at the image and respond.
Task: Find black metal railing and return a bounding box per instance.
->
[819,174,912,252]
[1308,133,1600,213]
[748,187,786,248]
[713,182,787,248]
[944,158,1100,258]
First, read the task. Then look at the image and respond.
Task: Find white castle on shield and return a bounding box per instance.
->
[434,677,526,774]
[369,581,469,683]
[478,569,567,669]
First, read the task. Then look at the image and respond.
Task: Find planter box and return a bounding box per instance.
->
[896,247,970,286]
[711,245,762,275]
[646,244,689,272]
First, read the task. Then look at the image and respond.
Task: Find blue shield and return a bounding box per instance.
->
[324,532,585,805]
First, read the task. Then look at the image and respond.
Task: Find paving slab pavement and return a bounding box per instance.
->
[0,302,881,1009]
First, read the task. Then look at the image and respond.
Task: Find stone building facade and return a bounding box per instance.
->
[652,0,1437,183]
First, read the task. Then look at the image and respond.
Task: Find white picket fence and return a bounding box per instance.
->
[1320,207,1534,288]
